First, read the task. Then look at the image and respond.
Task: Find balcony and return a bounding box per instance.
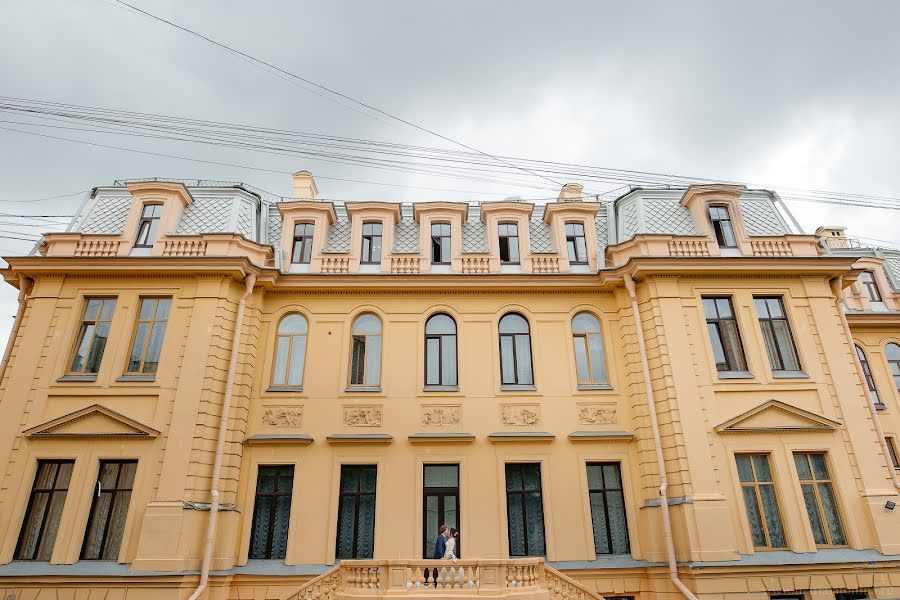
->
[41,233,272,265]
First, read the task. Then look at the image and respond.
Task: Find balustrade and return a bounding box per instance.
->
[668,239,711,257]
[322,256,350,273]
[531,257,560,273]
[391,256,421,274]
[461,256,490,274]
[73,238,121,257]
[162,238,207,257]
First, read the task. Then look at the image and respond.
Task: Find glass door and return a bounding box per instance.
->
[423,464,460,558]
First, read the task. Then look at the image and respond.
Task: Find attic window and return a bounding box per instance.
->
[134,204,163,248]
[708,206,736,248]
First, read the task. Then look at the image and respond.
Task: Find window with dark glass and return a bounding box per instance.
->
[361,222,383,264]
[708,205,736,247]
[572,312,607,385]
[499,313,533,386]
[15,460,74,560]
[735,454,786,549]
[134,204,163,248]
[498,223,520,264]
[755,297,801,372]
[422,465,460,559]
[586,463,629,555]
[425,314,457,387]
[249,465,294,560]
[349,314,382,386]
[126,298,171,374]
[336,465,377,559]
[431,223,451,264]
[505,463,545,557]
[566,222,588,264]
[855,345,882,406]
[272,314,308,387]
[703,297,748,372]
[291,223,314,264]
[885,436,900,470]
[887,343,900,391]
[793,452,846,546]
[859,271,882,303]
[81,461,137,560]
[834,593,870,600]
[68,298,116,375]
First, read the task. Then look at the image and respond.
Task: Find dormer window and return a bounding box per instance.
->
[361,221,382,264]
[291,223,314,264]
[859,271,883,303]
[431,223,451,264]
[708,206,736,248]
[134,204,163,248]
[565,222,587,264]
[498,223,520,264]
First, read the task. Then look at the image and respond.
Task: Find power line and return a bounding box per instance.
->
[0,190,89,203]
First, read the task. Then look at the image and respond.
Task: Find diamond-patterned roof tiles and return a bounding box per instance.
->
[79,196,131,234]
[267,205,282,247]
[461,219,488,254]
[176,197,233,234]
[529,219,556,254]
[235,201,253,238]
[595,211,608,260]
[642,199,699,235]
[392,218,420,254]
[324,219,351,253]
[740,199,789,236]
[620,201,639,239]
[883,255,900,292]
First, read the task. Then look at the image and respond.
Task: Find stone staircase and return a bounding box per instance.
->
[282,558,604,600]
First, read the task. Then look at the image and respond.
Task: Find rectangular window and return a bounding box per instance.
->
[859,272,882,303]
[68,298,116,374]
[834,593,870,600]
[336,465,377,559]
[708,205,737,247]
[755,297,801,372]
[81,461,137,560]
[735,454,786,549]
[361,222,383,264]
[126,298,172,374]
[422,464,460,558]
[586,463,630,555]
[249,465,294,560]
[886,436,900,470]
[134,204,163,248]
[702,297,748,372]
[431,223,451,264]
[498,223,520,264]
[505,463,545,556]
[566,222,587,264]
[794,453,846,546]
[291,223,314,264]
[16,460,74,560]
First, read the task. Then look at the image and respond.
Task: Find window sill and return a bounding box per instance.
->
[57,374,98,382]
[344,386,382,393]
[577,383,613,391]
[500,384,537,392]
[266,386,303,393]
[423,385,460,392]
[771,370,809,379]
[116,375,156,382]
[717,371,754,380]
[874,402,887,411]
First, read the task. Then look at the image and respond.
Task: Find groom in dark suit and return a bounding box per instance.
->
[428,524,448,585]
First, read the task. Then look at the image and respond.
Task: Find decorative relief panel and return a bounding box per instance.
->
[500,403,541,426]
[262,407,303,427]
[343,405,383,427]
[577,403,617,425]
[421,405,461,427]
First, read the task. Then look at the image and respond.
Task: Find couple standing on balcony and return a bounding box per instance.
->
[433,523,459,561]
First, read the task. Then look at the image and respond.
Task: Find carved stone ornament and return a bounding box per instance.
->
[343,406,383,427]
[500,404,540,426]
[262,407,303,427]
[421,405,461,427]
[577,403,617,425]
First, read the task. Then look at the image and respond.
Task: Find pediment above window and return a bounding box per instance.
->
[714,400,840,434]
[24,404,159,439]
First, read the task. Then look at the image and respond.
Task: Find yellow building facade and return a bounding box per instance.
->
[0,174,898,600]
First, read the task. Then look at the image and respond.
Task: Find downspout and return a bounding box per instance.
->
[623,274,699,600]
[829,276,900,492]
[188,273,257,600]
[0,275,35,386]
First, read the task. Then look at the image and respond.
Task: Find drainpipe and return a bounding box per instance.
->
[0,275,35,385]
[623,274,698,600]
[188,273,257,600]
[829,276,900,492]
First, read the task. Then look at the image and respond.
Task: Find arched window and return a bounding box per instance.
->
[855,345,881,406]
[425,314,457,387]
[350,314,382,386]
[572,312,608,385]
[886,343,900,391]
[272,314,308,387]
[499,313,533,386]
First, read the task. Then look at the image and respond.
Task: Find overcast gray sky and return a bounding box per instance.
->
[1,0,899,349]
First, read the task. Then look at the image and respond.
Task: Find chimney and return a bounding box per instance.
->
[292,170,318,201]
[815,225,849,249]
[558,182,583,202]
